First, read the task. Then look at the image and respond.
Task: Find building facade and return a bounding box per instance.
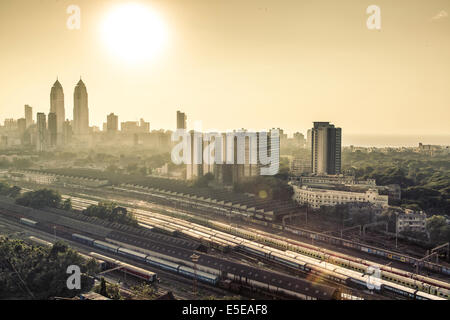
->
[107,113,119,132]
[291,185,389,209]
[397,210,427,234]
[50,80,65,144]
[311,122,342,175]
[177,110,187,130]
[73,79,89,135]
[24,105,33,128]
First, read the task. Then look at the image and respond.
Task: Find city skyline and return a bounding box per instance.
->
[0,0,449,139]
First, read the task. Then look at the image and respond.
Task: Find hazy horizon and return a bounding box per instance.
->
[1,0,449,138]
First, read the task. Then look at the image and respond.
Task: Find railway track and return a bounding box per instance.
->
[4,183,450,299]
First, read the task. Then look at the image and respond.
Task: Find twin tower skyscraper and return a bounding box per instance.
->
[50,78,89,143]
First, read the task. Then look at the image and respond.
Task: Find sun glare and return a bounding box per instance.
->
[100,3,168,64]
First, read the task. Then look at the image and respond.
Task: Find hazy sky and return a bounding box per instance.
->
[0,0,449,139]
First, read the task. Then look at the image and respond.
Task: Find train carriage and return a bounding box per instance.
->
[118,247,148,262]
[20,217,38,227]
[93,240,120,253]
[178,266,219,285]
[72,233,95,246]
[146,256,179,273]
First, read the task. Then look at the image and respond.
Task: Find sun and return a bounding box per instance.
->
[100,3,169,64]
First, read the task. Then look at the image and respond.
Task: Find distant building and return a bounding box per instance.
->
[107,113,119,132]
[4,119,17,131]
[50,80,65,144]
[36,112,47,151]
[177,110,187,130]
[397,210,427,234]
[24,105,33,128]
[17,118,26,134]
[296,175,376,187]
[140,118,150,133]
[48,112,57,147]
[311,122,342,175]
[306,129,312,149]
[290,158,312,176]
[63,120,73,144]
[73,79,89,135]
[291,185,388,209]
[293,132,306,148]
[213,130,280,184]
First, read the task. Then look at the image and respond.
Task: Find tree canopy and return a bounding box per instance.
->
[0,238,94,299]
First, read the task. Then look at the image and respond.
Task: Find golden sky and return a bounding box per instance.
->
[0,0,449,137]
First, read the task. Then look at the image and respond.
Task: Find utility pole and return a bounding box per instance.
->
[190,254,200,296]
[305,206,308,226]
[395,216,398,249]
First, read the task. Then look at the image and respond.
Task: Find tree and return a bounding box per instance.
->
[85,258,100,276]
[426,216,450,245]
[131,283,156,300]
[95,278,121,300]
[0,182,21,198]
[99,278,108,297]
[82,202,138,226]
[15,189,62,209]
[61,198,72,211]
[0,238,93,299]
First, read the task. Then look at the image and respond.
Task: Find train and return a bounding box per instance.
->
[129,213,449,300]
[20,217,38,227]
[28,236,52,247]
[113,184,450,277]
[72,233,339,299]
[237,242,445,300]
[71,233,218,285]
[207,220,450,299]
[33,192,449,299]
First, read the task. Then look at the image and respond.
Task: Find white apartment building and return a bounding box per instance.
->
[396,210,427,233]
[292,185,389,209]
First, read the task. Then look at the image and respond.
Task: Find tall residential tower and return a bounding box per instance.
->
[311,122,342,175]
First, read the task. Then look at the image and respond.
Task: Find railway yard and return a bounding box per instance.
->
[0,179,449,300]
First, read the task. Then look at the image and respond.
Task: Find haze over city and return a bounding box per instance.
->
[0,0,449,306]
[0,0,449,144]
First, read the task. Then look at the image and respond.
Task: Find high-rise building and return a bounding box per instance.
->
[50,80,65,144]
[177,111,187,130]
[186,130,203,180]
[73,79,89,135]
[107,113,119,132]
[63,120,73,144]
[293,132,305,148]
[36,112,47,151]
[48,112,57,147]
[17,118,26,134]
[311,122,342,175]
[306,129,312,149]
[4,119,17,130]
[140,118,150,133]
[24,105,33,128]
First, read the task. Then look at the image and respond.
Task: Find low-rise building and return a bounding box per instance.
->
[396,209,427,234]
[291,184,389,209]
